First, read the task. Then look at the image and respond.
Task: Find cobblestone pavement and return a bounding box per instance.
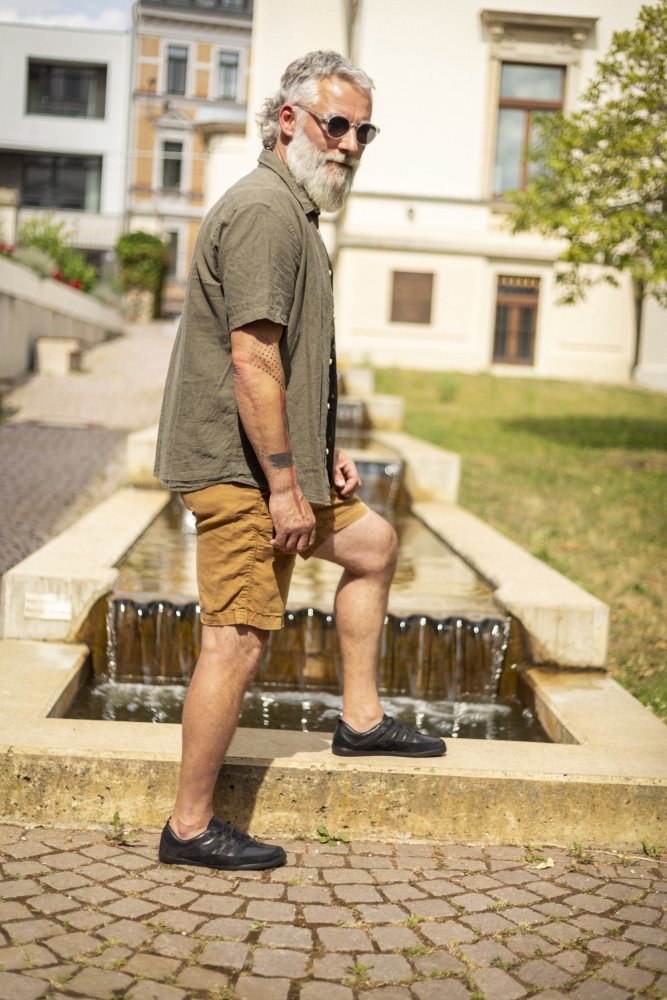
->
[0,825,665,1000]
[0,321,175,583]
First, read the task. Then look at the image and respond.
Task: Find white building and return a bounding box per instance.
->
[207,0,666,387]
[0,22,131,268]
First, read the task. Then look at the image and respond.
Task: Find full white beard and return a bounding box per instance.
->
[286,124,359,212]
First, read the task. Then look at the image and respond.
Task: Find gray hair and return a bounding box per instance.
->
[256,49,374,149]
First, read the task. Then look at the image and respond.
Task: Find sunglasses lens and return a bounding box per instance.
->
[357,123,377,145]
[326,115,351,138]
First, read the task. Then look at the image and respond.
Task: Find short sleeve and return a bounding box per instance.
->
[217,200,301,332]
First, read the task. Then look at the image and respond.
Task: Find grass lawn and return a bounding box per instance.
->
[373,368,667,719]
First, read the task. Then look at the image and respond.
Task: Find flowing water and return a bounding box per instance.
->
[70,447,548,742]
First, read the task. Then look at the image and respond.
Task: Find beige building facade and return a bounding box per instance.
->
[127,0,252,313]
[207,0,665,387]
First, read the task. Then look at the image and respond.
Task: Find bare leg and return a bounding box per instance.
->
[311,510,397,732]
[170,623,268,839]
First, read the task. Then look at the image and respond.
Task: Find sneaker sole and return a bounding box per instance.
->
[331,746,446,758]
[158,852,287,871]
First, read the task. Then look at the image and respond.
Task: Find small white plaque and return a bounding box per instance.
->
[24,593,72,622]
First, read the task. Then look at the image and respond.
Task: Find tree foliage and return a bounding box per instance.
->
[115,231,169,318]
[508,1,667,306]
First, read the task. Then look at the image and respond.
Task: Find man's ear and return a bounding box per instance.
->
[278,103,298,141]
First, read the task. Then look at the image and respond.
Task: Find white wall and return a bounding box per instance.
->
[0,22,131,222]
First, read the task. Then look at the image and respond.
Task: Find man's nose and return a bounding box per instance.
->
[338,125,361,156]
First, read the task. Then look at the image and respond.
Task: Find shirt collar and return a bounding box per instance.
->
[258,149,320,218]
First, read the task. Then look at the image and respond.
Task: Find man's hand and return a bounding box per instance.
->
[333,448,362,497]
[269,489,316,553]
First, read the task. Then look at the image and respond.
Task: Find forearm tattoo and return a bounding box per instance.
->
[268,449,294,469]
[246,340,285,389]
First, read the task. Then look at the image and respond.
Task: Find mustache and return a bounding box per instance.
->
[326,154,359,170]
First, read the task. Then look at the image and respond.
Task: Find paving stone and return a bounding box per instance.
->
[372,869,413,883]
[86,944,132,969]
[146,908,205,933]
[321,866,373,883]
[38,871,90,891]
[251,946,309,977]
[150,931,200,960]
[2,861,52,879]
[459,939,518,969]
[104,896,159,918]
[363,988,411,1000]
[412,980,471,999]
[67,885,119,905]
[126,981,187,1000]
[302,903,356,924]
[413,949,466,976]
[234,975,291,999]
[258,924,312,949]
[1,843,48,860]
[525,880,567,899]
[0,944,57,970]
[175,966,229,992]
[634,945,667,971]
[502,906,548,926]
[316,926,373,951]
[461,911,515,935]
[596,881,644,901]
[234,880,286,899]
[299,982,354,1000]
[568,979,631,1000]
[334,883,383,903]
[199,939,249,969]
[245,900,296,922]
[472,966,527,999]
[535,900,574,918]
[66,966,133,998]
[407,898,456,918]
[505,932,556,957]
[597,960,655,990]
[356,902,408,923]
[623,922,667,946]
[2,918,61,943]
[37,851,89,871]
[586,935,637,960]
[493,869,537,886]
[0,880,42,899]
[97,917,153,947]
[356,952,413,982]
[353,841,394,855]
[0,971,48,1000]
[515,958,570,988]
[142,885,198,907]
[381,882,427,901]
[539,920,587,944]
[287,885,331,903]
[302,854,344,868]
[67,910,113,931]
[107,876,158,894]
[489,886,540,906]
[416,878,460,896]
[123,952,181,980]
[188,892,243,915]
[311,953,352,980]
[420,920,476,946]
[563,892,615,913]
[0,902,33,922]
[552,949,588,974]
[198,916,254,939]
[45,930,101,959]
[349,854,393,868]
[614,903,661,924]
[370,925,421,950]
[572,913,621,935]
[449,892,495,912]
[559,873,604,891]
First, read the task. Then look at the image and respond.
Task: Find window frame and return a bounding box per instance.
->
[161,139,184,192]
[389,270,435,326]
[492,274,540,366]
[165,43,189,96]
[216,48,240,101]
[21,153,103,212]
[26,58,107,119]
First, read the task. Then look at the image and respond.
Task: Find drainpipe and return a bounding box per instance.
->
[632,278,644,376]
[331,0,363,272]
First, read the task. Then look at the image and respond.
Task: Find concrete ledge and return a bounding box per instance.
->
[374,431,461,503]
[0,487,170,641]
[413,501,608,667]
[0,641,664,847]
[127,425,162,488]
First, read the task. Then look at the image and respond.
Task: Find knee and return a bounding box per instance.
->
[365,519,398,578]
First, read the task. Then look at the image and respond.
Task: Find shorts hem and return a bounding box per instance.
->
[200,609,284,630]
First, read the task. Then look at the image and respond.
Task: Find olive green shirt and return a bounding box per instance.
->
[154,150,338,506]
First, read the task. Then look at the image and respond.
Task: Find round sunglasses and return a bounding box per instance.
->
[293,104,380,146]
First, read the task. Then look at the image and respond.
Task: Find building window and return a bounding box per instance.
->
[166,45,188,95]
[22,154,102,212]
[217,51,239,100]
[493,275,539,365]
[390,271,434,324]
[162,141,183,190]
[27,60,107,118]
[494,63,564,194]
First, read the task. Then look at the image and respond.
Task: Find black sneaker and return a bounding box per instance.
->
[332,714,446,758]
[159,816,287,871]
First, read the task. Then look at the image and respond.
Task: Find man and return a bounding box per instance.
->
[154,50,445,873]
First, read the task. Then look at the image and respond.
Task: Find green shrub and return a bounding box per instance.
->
[17,215,97,291]
[12,245,57,279]
[115,231,169,318]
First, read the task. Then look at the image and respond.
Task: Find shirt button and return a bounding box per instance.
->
[325,448,330,455]
[329,358,333,365]
[327,403,331,410]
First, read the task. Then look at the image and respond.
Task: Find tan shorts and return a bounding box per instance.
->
[182,483,369,630]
